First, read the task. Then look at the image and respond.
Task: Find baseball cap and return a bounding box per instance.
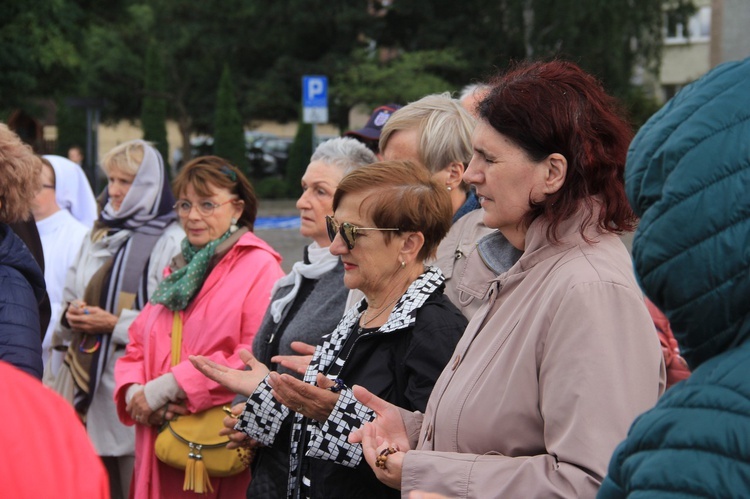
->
[344,103,402,141]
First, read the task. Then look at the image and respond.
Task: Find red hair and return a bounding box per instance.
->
[480,60,637,240]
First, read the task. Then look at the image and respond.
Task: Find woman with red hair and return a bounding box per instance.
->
[352,60,666,498]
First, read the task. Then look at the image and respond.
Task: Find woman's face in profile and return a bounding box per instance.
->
[296,160,344,247]
[177,182,243,248]
[106,166,135,213]
[328,191,403,297]
[464,121,548,247]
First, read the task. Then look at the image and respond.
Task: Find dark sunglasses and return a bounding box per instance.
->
[325,215,399,250]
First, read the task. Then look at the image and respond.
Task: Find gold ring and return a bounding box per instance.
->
[375,447,397,469]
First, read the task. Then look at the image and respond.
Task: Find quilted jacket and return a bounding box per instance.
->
[0,223,44,378]
[599,57,750,497]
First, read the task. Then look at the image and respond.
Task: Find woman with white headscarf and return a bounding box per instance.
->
[47,140,184,499]
[34,157,91,374]
[42,154,98,227]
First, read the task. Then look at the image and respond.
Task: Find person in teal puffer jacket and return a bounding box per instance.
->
[599,57,750,497]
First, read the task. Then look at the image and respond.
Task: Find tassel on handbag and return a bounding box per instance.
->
[183,443,213,493]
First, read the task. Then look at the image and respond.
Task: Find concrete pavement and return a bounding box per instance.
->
[255,199,307,273]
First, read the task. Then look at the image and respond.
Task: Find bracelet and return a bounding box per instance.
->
[328,378,345,393]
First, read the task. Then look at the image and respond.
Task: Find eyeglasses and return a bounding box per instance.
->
[325,215,399,250]
[173,198,236,217]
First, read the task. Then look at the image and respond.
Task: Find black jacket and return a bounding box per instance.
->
[247,257,348,499]
[305,288,467,498]
[237,268,467,499]
[0,224,44,378]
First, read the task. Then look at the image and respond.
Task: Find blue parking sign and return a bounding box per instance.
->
[303,75,328,124]
[303,76,328,108]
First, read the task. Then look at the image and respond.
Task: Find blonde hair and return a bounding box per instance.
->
[379,92,475,178]
[101,140,146,176]
[0,125,43,223]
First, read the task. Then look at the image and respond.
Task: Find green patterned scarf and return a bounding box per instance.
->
[150,229,234,311]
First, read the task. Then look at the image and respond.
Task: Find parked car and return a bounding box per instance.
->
[248,136,292,177]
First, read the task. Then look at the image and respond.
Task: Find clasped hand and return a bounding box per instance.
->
[126,390,188,426]
[66,300,118,334]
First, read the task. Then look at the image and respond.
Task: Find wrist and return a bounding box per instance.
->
[125,383,143,405]
[109,313,119,332]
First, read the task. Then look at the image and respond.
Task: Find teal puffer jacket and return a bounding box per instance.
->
[599,58,750,497]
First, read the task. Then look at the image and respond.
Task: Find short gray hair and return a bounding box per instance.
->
[310,137,377,175]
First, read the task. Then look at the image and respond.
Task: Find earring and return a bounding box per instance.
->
[446,185,453,191]
[230,217,238,233]
[400,260,406,269]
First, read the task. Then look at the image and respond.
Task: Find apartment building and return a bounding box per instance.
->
[658,0,750,102]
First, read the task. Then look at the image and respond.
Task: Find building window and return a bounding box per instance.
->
[665,6,711,44]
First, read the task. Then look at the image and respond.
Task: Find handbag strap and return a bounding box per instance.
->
[171,311,183,367]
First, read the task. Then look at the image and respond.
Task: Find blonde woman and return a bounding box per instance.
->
[49,140,184,499]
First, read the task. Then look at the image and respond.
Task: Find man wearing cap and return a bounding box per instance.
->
[344,103,402,156]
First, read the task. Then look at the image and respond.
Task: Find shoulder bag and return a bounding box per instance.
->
[154,312,249,493]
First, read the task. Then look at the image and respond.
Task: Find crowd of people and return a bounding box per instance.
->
[1,56,748,498]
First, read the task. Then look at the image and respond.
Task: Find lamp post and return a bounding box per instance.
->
[65,97,106,190]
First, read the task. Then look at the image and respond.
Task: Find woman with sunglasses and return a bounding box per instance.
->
[191,160,467,498]
[114,156,284,498]
[230,137,377,498]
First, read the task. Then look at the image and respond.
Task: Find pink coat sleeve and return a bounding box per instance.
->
[171,246,285,413]
[113,303,153,425]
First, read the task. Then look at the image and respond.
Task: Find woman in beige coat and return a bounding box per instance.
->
[351,60,666,498]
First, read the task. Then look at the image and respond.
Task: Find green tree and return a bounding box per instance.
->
[285,120,313,197]
[331,48,465,131]
[64,0,695,152]
[0,0,80,112]
[75,1,261,162]
[240,0,374,124]
[141,43,169,164]
[213,65,246,173]
[55,100,87,157]
[369,0,696,120]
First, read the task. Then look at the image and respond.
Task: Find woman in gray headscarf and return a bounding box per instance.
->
[47,139,184,499]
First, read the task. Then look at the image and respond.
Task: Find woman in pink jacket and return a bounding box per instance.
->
[351,60,666,498]
[114,157,285,498]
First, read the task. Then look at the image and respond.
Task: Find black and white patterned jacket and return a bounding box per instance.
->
[235,266,467,498]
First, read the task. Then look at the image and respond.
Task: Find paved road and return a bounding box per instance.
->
[255,199,307,273]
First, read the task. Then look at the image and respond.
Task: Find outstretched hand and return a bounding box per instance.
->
[349,385,410,450]
[267,371,339,422]
[349,385,411,490]
[270,341,316,375]
[189,349,270,397]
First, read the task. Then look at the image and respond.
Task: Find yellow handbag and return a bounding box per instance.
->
[154,312,249,493]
